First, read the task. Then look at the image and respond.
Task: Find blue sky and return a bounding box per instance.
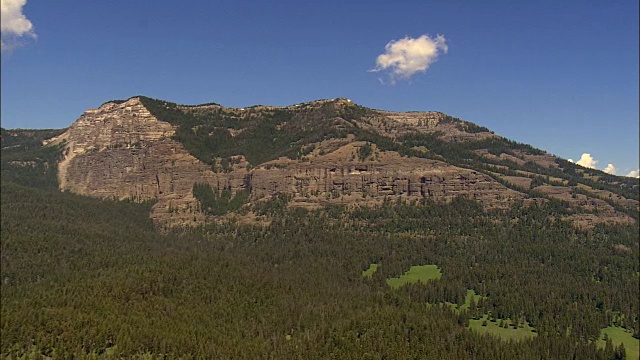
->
[2,0,638,176]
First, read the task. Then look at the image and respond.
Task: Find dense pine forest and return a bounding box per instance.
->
[1,129,639,359]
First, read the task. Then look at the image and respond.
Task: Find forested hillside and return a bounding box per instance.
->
[138,96,368,166]
[1,129,638,359]
[137,96,639,216]
[30,97,638,229]
[136,96,639,203]
[0,128,65,189]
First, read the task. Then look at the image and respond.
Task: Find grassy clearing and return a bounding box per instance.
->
[424,289,537,342]
[596,326,639,360]
[459,289,483,312]
[386,265,441,289]
[426,289,484,313]
[469,315,537,342]
[362,263,378,278]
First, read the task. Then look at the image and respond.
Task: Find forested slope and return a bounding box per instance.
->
[2,183,638,358]
[136,96,639,203]
[136,96,639,218]
[1,116,638,358]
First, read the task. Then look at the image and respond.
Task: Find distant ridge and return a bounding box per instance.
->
[2,96,637,228]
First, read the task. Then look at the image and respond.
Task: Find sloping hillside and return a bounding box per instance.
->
[24,96,636,227]
[1,103,638,358]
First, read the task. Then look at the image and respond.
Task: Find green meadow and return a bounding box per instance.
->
[426,288,537,342]
[362,263,378,278]
[431,289,483,313]
[465,290,537,342]
[469,315,537,342]
[597,326,639,360]
[386,265,442,289]
[459,289,484,312]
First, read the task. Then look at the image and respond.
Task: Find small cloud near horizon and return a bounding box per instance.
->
[603,163,616,175]
[568,153,638,178]
[1,0,36,52]
[370,34,448,84]
[569,153,598,169]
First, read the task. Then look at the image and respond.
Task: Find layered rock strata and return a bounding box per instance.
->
[43,98,549,227]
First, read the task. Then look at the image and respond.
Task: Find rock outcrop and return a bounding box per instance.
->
[46,98,223,225]
[249,142,522,208]
[45,97,635,228]
[46,98,528,226]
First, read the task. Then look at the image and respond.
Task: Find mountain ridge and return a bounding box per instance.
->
[2,96,638,228]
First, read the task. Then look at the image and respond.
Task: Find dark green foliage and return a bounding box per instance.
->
[1,128,65,189]
[1,181,157,285]
[139,96,638,205]
[2,102,639,358]
[557,158,639,201]
[139,97,369,166]
[253,193,291,217]
[192,183,250,216]
[99,99,128,106]
[339,101,369,121]
[216,156,233,173]
[353,129,429,159]
[0,128,66,147]
[530,176,545,189]
[2,177,638,358]
[438,114,490,134]
[298,144,316,158]
[399,133,544,165]
[358,142,373,161]
[395,131,639,207]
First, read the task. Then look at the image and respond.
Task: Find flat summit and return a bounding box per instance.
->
[8,96,637,228]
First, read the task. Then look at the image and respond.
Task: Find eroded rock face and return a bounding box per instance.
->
[357,111,496,142]
[46,98,225,226]
[46,98,176,190]
[42,98,531,227]
[35,97,639,228]
[532,185,635,225]
[250,143,523,208]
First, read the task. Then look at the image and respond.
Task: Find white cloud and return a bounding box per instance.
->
[570,153,637,177]
[575,153,597,169]
[371,34,448,83]
[1,0,36,51]
[603,163,616,175]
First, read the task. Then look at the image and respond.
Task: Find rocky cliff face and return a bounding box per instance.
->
[250,141,522,209]
[45,97,636,227]
[45,98,530,227]
[46,98,221,225]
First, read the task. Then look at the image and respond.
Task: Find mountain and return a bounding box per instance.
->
[3,96,638,228]
[1,97,638,358]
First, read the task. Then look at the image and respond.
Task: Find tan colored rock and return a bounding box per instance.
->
[48,99,524,227]
[249,142,523,209]
[356,111,496,142]
[47,97,633,228]
[46,98,231,227]
[501,176,533,189]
